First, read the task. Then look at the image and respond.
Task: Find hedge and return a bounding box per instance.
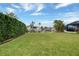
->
[0,12,27,43]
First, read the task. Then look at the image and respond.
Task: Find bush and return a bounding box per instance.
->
[0,12,27,43]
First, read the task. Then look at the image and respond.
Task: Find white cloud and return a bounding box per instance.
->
[32,4,44,16]
[55,3,72,9]
[19,3,44,16]
[40,20,53,27]
[31,12,48,16]
[64,17,79,24]
[11,4,21,9]
[63,12,77,17]
[51,11,79,25]
[6,7,15,13]
[60,11,79,24]
[19,3,44,12]
[31,12,42,16]
[19,3,35,11]
[35,3,44,12]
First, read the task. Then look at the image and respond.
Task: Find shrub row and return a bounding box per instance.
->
[0,13,27,43]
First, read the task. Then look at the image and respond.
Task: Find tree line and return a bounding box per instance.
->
[29,20,65,32]
[0,12,27,43]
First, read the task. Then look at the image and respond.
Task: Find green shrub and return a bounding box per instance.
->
[0,12,27,43]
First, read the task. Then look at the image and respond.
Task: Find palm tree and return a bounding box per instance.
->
[38,22,41,27]
[30,21,35,32]
[38,22,41,32]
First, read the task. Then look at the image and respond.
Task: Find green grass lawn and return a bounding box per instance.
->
[0,32,79,56]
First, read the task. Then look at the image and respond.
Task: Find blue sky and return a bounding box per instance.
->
[0,3,79,27]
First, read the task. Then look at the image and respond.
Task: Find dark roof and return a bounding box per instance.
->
[68,21,79,25]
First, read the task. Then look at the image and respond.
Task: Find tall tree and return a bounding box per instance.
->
[53,20,64,32]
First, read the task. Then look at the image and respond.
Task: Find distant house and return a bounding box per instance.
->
[65,21,79,31]
[27,25,54,32]
[43,27,53,32]
[27,26,42,32]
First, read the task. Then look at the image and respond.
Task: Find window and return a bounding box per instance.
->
[68,25,77,30]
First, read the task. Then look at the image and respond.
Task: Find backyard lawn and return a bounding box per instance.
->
[0,32,79,56]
